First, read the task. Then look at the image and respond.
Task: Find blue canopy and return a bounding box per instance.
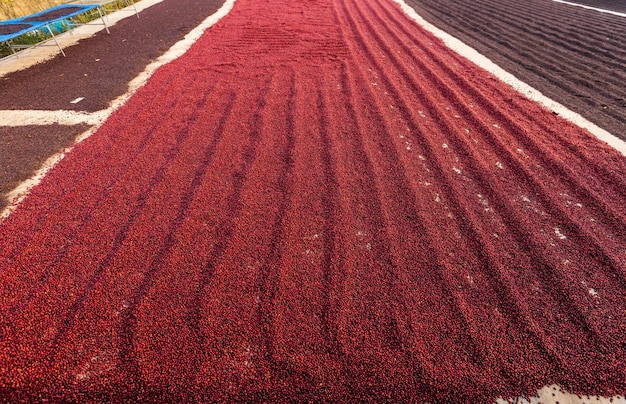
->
[1,4,105,57]
[0,21,48,43]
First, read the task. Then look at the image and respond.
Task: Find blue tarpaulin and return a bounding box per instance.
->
[0,4,106,58]
[0,21,48,43]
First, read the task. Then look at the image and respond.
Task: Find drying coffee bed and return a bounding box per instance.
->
[21,6,88,22]
[0,0,226,211]
[0,124,89,199]
[561,0,626,13]
[1,0,625,401]
[0,0,226,113]
[405,0,626,141]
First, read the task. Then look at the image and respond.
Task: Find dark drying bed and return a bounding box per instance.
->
[0,24,34,35]
[405,0,626,139]
[0,0,227,211]
[21,6,88,22]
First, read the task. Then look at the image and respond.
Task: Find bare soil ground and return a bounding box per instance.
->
[0,0,624,401]
[405,0,626,140]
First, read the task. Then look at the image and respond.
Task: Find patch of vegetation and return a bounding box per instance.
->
[1,28,52,59]
[1,0,136,59]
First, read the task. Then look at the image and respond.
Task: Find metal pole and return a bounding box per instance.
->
[45,24,65,57]
[97,6,110,34]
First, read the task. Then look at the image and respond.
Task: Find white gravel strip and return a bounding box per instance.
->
[552,0,626,17]
[0,109,107,126]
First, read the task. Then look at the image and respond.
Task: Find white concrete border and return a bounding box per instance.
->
[393,0,626,157]
[1,0,236,219]
[552,0,626,17]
